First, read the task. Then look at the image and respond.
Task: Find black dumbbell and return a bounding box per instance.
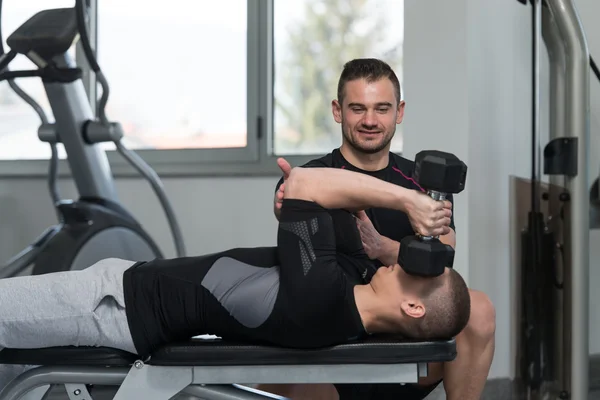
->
[398,150,467,277]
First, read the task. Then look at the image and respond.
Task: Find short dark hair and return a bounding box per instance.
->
[337,58,402,105]
[399,269,471,340]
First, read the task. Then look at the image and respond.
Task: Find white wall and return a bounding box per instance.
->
[0,177,279,262]
[578,0,600,360]
[0,0,599,383]
[404,0,600,380]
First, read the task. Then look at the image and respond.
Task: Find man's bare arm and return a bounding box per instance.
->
[284,167,452,237]
[440,229,456,248]
[284,167,412,212]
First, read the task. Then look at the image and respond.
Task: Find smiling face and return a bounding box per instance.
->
[332,77,405,155]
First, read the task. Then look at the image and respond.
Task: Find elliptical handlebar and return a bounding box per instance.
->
[0,1,187,258]
[0,0,61,207]
[0,50,16,71]
[591,55,600,83]
[74,0,109,124]
[73,0,186,257]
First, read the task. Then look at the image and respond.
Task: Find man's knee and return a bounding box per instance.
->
[418,362,444,386]
[464,289,496,341]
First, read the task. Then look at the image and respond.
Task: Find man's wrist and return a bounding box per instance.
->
[378,236,401,266]
[394,186,416,214]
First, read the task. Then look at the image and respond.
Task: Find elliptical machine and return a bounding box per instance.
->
[0,1,186,277]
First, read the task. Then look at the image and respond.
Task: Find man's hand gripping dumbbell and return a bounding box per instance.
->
[399,150,468,277]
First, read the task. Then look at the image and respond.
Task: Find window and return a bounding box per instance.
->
[0,0,406,174]
[0,0,75,160]
[272,0,404,156]
[97,0,248,151]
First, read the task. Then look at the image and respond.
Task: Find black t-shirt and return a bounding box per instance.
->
[122,199,368,358]
[275,149,456,270]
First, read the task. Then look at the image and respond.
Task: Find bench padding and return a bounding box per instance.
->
[149,336,456,366]
[0,346,136,366]
[0,336,456,367]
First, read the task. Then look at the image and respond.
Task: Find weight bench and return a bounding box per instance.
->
[0,335,456,400]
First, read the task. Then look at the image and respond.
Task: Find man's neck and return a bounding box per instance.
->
[339,143,390,172]
[353,285,400,334]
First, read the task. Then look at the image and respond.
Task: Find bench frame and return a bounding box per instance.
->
[0,337,455,400]
[0,361,429,400]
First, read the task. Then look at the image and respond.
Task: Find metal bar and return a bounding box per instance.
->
[544,1,590,399]
[0,227,60,279]
[532,0,542,213]
[76,0,98,115]
[0,366,128,400]
[44,77,119,201]
[182,384,283,400]
[541,3,569,392]
[542,5,566,164]
[188,363,419,384]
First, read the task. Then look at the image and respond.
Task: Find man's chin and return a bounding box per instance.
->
[353,142,387,155]
[343,133,390,154]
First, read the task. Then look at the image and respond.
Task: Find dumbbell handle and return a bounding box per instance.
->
[421,190,447,241]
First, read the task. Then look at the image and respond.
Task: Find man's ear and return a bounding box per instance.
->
[396,100,406,124]
[332,99,342,123]
[400,298,425,319]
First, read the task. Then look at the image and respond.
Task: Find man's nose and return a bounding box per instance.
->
[361,110,378,127]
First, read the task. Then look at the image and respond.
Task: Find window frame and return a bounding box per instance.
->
[0,0,347,178]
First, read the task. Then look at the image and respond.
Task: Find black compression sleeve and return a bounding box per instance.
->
[276,199,347,321]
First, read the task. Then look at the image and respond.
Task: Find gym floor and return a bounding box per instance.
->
[37,384,600,400]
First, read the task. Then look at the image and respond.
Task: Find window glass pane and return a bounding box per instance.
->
[273,0,404,156]
[0,1,74,160]
[97,0,248,150]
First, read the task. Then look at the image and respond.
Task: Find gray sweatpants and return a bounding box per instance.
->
[0,258,138,389]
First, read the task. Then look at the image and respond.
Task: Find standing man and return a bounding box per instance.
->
[263,58,496,400]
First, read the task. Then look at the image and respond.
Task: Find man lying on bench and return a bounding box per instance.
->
[0,160,470,390]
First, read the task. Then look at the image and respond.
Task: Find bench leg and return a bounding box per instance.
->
[112,361,192,400]
[182,384,288,399]
[418,362,429,379]
[0,366,128,400]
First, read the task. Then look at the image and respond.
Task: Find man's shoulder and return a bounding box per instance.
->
[384,152,425,192]
[388,151,415,175]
